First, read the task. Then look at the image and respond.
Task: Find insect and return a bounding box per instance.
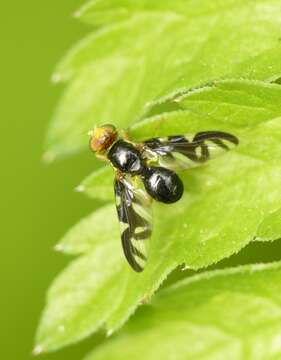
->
[89,124,239,272]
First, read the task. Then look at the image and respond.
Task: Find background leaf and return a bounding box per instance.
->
[76,0,250,27]
[46,0,281,158]
[84,262,281,360]
[36,80,281,352]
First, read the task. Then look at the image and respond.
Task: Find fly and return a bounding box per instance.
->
[89,124,239,272]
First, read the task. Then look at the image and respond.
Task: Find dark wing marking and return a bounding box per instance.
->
[143,131,238,170]
[114,175,152,272]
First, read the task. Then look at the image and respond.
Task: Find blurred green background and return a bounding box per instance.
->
[0,1,98,359]
[2,2,281,360]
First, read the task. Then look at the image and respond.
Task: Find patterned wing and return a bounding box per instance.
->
[114,175,152,272]
[142,131,239,170]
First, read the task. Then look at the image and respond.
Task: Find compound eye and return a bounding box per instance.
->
[89,135,99,152]
[89,125,117,153]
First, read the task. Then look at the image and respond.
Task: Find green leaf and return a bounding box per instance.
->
[36,80,281,352]
[55,204,119,254]
[36,205,174,351]
[79,167,114,202]
[84,262,281,360]
[256,208,281,242]
[36,241,125,352]
[46,0,281,158]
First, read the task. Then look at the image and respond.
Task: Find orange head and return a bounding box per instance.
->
[89,124,117,154]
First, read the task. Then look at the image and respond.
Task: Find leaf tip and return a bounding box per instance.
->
[54,243,64,252]
[173,96,183,103]
[106,329,114,337]
[140,293,152,305]
[73,9,81,18]
[51,73,63,84]
[32,344,44,356]
[75,185,85,193]
[181,264,191,271]
[42,151,57,164]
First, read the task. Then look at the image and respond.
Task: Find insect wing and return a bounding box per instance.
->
[114,176,152,272]
[143,131,238,170]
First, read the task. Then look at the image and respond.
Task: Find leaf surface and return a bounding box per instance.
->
[36,80,281,351]
[85,263,281,360]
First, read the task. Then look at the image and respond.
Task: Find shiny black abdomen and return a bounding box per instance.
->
[142,167,183,204]
[108,141,184,203]
[108,140,145,175]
